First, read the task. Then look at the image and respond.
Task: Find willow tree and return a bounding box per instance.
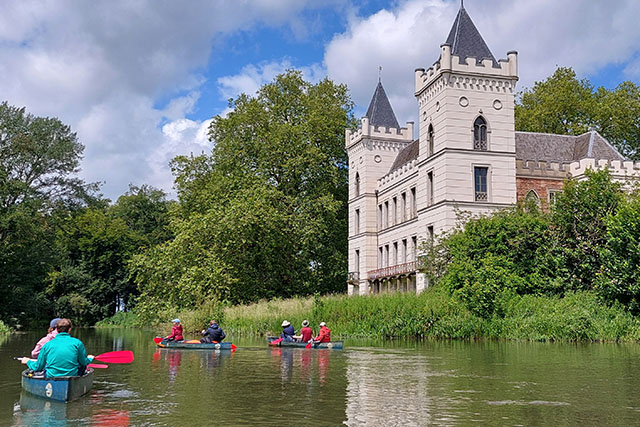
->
[134,71,355,316]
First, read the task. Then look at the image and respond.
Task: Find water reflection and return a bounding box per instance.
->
[345,350,432,426]
[14,392,68,426]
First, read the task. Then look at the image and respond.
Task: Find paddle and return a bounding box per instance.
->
[93,350,134,364]
[305,341,312,349]
[270,337,283,346]
[153,337,163,344]
[88,363,109,369]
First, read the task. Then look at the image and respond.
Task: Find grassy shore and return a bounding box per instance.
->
[97,288,640,342]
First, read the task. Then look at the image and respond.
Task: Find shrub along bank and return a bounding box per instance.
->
[97,289,640,342]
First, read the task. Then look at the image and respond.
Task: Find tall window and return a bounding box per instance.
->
[355,173,360,197]
[355,250,360,273]
[474,166,488,201]
[402,239,408,263]
[355,209,360,234]
[401,192,406,222]
[428,124,434,156]
[474,116,487,150]
[384,201,389,228]
[378,247,383,268]
[392,197,397,226]
[378,204,382,230]
[393,242,398,265]
[384,244,389,267]
[427,226,434,242]
[411,236,417,261]
[410,187,417,218]
[427,171,434,206]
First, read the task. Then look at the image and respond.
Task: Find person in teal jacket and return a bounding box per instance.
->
[20,318,94,377]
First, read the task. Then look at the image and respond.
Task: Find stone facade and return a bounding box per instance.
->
[346,4,635,295]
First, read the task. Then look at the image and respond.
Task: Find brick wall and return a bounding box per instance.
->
[516,176,565,209]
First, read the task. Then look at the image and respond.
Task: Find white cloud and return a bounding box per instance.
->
[324,0,640,128]
[0,0,334,199]
[218,60,326,100]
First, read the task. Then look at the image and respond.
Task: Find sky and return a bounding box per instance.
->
[2,0,640,200]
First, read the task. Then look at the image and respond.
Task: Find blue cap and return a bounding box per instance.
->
[50,318,61,328]
[172,319,180,323]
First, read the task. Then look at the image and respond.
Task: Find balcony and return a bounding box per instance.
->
[367,261,418,281]
[347,272,360,283]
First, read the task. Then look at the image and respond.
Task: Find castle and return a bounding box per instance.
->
[346,3,636,295]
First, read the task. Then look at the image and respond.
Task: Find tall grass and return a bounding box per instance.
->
[95,289,640,342]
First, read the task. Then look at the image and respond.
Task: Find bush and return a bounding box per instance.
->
[95,311,139,328]
[0,320,11,333]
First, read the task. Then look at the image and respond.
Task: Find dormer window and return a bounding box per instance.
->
[428,124,434,156]
[473,116,487,150]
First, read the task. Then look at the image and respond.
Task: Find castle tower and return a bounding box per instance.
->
[346,81,414,295]
[413,3,518,239]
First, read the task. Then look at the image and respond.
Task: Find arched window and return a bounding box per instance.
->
[525,190,541,207]
[474,116,487,150]
[355,173,360,197]
[428,124,434,156]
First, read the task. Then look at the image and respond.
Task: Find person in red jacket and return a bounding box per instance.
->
[166,319,184,341]
[314,322,331,343]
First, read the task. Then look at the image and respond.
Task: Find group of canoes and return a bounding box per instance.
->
[17,316,341,402]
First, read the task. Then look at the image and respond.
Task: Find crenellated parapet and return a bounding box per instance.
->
[415,44,518,97]
[377,159,419,190]
[346,117,414,149]
[517,158,640,181]
[569,158,640,180]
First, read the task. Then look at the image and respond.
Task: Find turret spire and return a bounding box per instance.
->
[365,80,399,130]
[445,4,497,66]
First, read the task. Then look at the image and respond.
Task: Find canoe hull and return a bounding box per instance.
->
[267,336,343,350]
[157,339,234,350]
[21,368,93,402]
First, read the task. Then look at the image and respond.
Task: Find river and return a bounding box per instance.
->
[2,328,640,426]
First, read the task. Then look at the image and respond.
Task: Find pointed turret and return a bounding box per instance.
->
[445,4,497,66]
[365,81,400,130]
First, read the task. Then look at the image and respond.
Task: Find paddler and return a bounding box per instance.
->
[19,318,94,377]
[280,320,295,342]
[313,321,331,343]
[166,319,184,342]
[293,320,313,343]
[30,317,61,358]
[201,320,226,343]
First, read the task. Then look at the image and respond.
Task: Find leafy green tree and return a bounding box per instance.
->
[0,102,95,325]
[551,168,623,292]
[515,67,640,159]
[596,191,640,313]
[424,205,561,318]
[134,70,355,318]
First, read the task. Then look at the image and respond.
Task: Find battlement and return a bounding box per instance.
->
[377,158,418,190]
[345,117,414,149]
[517,158,640,181]
[415,45,518,96]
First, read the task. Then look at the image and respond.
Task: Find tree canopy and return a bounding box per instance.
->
[515,67,640,159]
[133,70,355,319]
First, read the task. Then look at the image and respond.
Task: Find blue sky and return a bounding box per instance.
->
[1,0,639,199]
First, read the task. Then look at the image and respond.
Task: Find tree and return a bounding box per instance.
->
[515,67,640,159]
[550,168,623,292]
[133,70,355,318]
[0,102,95,325]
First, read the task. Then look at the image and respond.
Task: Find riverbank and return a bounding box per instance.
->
[97,288,640,342]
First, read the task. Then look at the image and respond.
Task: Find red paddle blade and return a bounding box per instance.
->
[305,342,312,349]
[88,363,108,368]
[269,338,283,346]
[231,344,237,352]
[153,337,163,344]
[94,350,134,364]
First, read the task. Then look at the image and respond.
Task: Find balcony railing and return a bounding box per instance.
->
[367,261,418,281]
[347,272,360,283]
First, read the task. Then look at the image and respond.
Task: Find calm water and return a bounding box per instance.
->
[3,329,640,426]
